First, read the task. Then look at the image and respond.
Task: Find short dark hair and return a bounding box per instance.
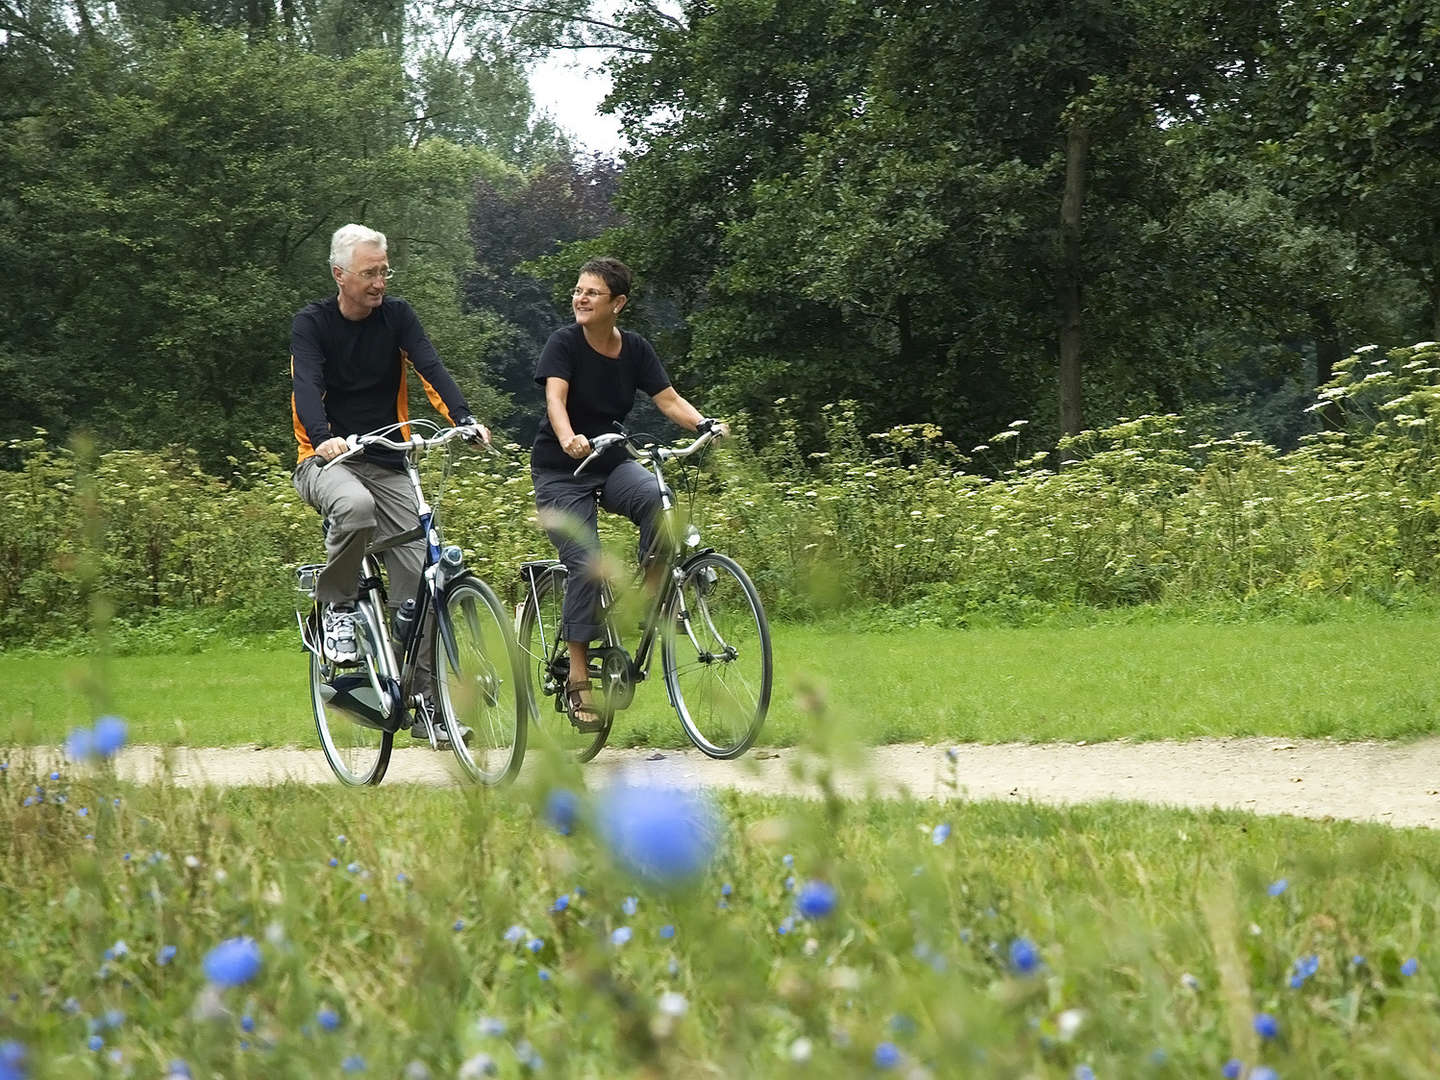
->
[579,257,632,299]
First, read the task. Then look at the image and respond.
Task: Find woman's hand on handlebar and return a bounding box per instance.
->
[562,432,592,459]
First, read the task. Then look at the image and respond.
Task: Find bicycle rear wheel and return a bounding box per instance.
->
[432,573,527,786]
[516,567,612,762]
[663,552,772,759]
[310,607,393,785]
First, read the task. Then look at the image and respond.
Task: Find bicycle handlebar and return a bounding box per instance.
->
[572,427,722,477]
[321,419,490,471]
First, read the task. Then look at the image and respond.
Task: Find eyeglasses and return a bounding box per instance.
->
[572,287,610,300]
[339,265,395,282]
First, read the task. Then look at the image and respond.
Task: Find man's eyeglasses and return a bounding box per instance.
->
[572,287,610,300]
[340,265,396,282]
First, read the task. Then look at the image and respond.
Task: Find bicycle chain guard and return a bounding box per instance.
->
[591,645,636,712]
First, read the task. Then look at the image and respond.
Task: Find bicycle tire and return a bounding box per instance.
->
[662,552,772,759]
[311,602,394,786]
[516,567,612,763]
[432,573,528,786]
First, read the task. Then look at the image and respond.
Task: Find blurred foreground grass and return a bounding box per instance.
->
[0,758,1436,1078]
[4,612,1440,748]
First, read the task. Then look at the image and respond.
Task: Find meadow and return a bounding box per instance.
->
[4,342,1440,1077]
[2,756,1438,1079]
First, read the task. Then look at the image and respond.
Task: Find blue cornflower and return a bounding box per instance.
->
[785,874,796,892]
[795,880,837,919]
[777,915,796,935]
[611,926,633,947]
[1250,1068,1278,1080]
[358,893,368,902]
[1253,1012,1279,1040]
[328,858,339,868]
[103,1009,124,1029]
[396,872,409,884]
[526,937,544,953]
[77,807,88,817]
[1267,878,1288,897]
[202,936,262,987]
[552,894,570,913]
[503,925,525,943]
[595,782,720,887]
[346,862,360,874]
[622,896,639,915]
[88,1035,104,1052]
[782,853,794,868]
[453,919,466,932]
[1222,1060,1243,1079]
[1074,1066,1095,1080]
[0,1040,24,1080]
[1352,955,1365,966]
[317,1006,341,1032]
[544,788,580,836]
[873,1041,900,1069]
[240,1015,255,1033]
[336,835,347,844]
[341,1054,366,1072]
[49,772,58,781]
[165,1062,192,1079]
[515,1040,542,1070]
[537,969,551,982]
[1402,957,1419,976]
[476,1016,507,1037]
[659,924,675,939]
[66,728,95,761]
[932,823,951,845]
[721,882,733,897]
[1008,937,1040,976]
[92,715,128,757]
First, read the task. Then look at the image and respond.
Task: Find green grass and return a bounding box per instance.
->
[1,765,1437,1077]
[4,612,1440,748]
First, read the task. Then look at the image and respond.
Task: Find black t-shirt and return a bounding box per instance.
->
[530,323,671,473]
[290,296,471,469]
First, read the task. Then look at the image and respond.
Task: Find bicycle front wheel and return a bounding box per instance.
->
[516,567,612,763]
[432,573,527,786]
[663,552,772,759]
[311,642,393,786]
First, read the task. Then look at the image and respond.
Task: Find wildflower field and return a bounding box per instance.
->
[2,738,1439,1079]
[4,342,1440,1077]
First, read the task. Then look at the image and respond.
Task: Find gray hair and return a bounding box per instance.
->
[329,223,387,271]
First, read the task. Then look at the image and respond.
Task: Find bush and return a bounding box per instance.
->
[3,342,1439,650]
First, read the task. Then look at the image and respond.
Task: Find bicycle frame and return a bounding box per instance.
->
[523,427,719,700]
[297,419,479,731]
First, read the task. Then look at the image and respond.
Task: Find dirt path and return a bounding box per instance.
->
[24,736,1440,829]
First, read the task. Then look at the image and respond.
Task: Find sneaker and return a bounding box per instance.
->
[409,699,472,745]
[322,603,360,664]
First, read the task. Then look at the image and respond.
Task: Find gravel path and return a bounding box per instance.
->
[23,736,1440,829]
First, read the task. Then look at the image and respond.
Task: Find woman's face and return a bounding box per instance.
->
[572,272,623,327]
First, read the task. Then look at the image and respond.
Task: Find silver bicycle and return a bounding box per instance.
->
[295,419,527,786]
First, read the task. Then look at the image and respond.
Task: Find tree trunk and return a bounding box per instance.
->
[1058,119,1089,439]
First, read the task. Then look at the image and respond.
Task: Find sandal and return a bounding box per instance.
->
[566,679,606,733]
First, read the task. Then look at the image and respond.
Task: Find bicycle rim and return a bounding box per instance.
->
[311,648,393,786]
[517,569,612,763]
[433,575,527,786]
[663,553,772,758]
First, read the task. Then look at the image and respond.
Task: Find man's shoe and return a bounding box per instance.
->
[322,603,360,664]
[410,719,473,745]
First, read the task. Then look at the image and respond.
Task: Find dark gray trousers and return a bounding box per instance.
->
[294,456,433,694]
[532,459,663,643]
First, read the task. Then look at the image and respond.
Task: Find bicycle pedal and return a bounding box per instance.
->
[568,715,608,734]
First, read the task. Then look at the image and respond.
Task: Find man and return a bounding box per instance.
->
[291,223,490,743]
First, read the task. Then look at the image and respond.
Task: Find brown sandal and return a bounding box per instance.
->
[566,679,606,733]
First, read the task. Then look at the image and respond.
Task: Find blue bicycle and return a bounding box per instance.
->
[295,419,526,786]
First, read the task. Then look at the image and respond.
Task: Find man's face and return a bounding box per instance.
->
[333,244,389,314]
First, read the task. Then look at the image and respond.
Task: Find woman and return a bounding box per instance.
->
[531,257,728,727]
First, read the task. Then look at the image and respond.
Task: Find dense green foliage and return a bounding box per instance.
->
[3,342,1437,649]
[1,769,1438,1075]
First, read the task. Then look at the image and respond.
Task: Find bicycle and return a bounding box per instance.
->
[294,418,527,787]
[516,426,772,762]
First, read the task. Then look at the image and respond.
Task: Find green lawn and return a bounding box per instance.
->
[4,613,1438,747]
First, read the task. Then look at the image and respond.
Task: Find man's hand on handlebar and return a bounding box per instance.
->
[562,432,592,459]
[316,436,350,462]
[697,417,731,439]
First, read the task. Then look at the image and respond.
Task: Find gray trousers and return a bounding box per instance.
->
[294,456,433,693]
[532,459,663,643]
